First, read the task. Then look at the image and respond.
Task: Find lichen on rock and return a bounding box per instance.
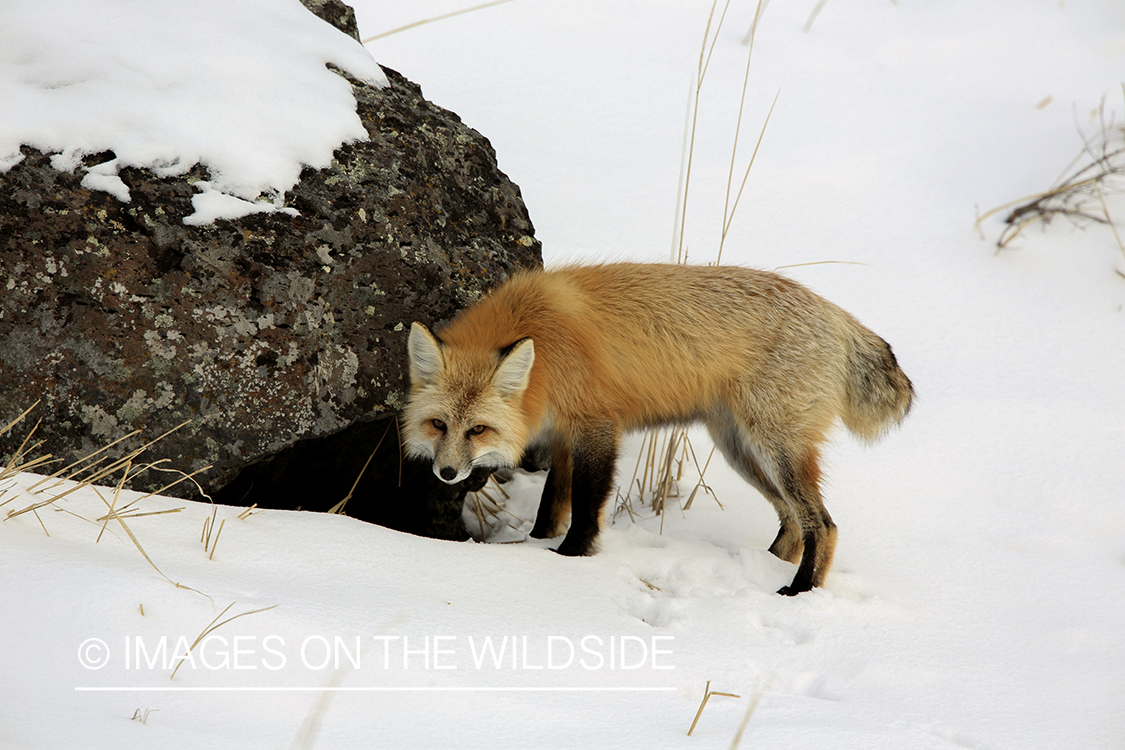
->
[0,1,541,539]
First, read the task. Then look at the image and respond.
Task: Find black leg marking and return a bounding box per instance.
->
[555,422,617,557]
[771,453,835,596]
[777,529,818,596]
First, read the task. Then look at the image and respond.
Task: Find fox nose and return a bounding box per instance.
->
[439,467,458,482]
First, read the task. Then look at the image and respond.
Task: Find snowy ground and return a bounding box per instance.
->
[3,0,1125,748]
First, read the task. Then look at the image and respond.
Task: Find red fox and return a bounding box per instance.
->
[403,263,913,595]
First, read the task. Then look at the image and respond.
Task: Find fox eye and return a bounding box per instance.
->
[430,419,447,432]
[467,424,487,436]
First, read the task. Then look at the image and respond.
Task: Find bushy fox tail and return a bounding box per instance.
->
[841,325,914,442]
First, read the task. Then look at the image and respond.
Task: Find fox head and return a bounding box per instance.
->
[403,322,535,484]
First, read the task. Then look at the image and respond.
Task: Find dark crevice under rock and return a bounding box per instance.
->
[211,414,484,541]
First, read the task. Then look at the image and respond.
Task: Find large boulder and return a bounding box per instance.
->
[0,2,541,538]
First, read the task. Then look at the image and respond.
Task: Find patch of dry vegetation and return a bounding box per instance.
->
[978,86,1125,270]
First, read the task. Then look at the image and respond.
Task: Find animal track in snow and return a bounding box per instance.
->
[754,613,816,646]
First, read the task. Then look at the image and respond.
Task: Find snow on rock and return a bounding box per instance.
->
[0,0,387,224]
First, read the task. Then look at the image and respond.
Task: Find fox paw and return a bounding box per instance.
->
[552,539,594,557]
[776,584,808,597]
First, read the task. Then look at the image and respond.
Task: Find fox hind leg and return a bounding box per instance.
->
[708,411,835,595]
[707,416,802,564]
[772,447,836,596]
[768,514,804,565]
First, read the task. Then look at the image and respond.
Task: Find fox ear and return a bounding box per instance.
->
[408,322,444,385]
[492,338,534,399]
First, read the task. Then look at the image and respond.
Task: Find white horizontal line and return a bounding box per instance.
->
[75,686,677,692]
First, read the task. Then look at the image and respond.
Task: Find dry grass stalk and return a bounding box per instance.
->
[28,506,49,536]
[727,682,768,750]
[95,459,132,544]
[0,407,62,501]
[634,0,777,523]
[466,474,530,540]
[0,421,56,487]
[614,428,717,531]
[18,421,191,513]
[670,0,773,265]
[202,504,218,547]
[687,680,742,736]
[25,429,142,493]
[802,0,831,32]
[614,439,650,522]
[1,400,41,435]
[328,418,393,516]
[978,87,1125,258]
[86,474,209,599]
[170,601,279,680]
[717,88,779,264]
[95,507,183,522]
[718,0,775,264]
[1095,182,1125,267]
[466,489,489,539]
[673,0,733,264]
[208,518,225,560]
[360,0,517,43]
[129,464,214,505]
[130,708,158,724]
[655,431,685,537]
[3,402,214,601]
[682,441,720,511]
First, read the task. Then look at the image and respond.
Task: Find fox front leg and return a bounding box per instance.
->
[530,446,571,540]
[554,420,618,557]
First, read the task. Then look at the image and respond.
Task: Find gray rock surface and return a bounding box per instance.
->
[0,2,541,537]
